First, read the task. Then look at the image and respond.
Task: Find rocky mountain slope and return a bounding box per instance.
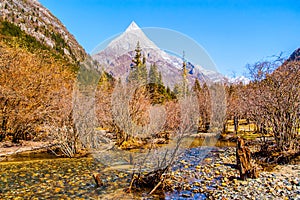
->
[287,48,300,62]
[0,0,80,146]
[92,21,224,88]
[0,0,86,63]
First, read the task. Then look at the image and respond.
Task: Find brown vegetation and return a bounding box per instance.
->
[243,60,300,152]
[224,58,300,161]
[0,40,79,157]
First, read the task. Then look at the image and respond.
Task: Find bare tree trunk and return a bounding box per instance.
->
[234,116,238,135]
[236,137,259,180]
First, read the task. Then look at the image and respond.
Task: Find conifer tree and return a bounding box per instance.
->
[174,51,189,98]
[166,86,171,94]
[182,51,188,97]
[158,72,163,86]
[132,41,142,68]
[193,78,201,93]
[149,63,159,84]
[140,54,148,83]
[128,41,148,84]
[148,63,169,104]
[173,83,182,97]
[98,69,114,91]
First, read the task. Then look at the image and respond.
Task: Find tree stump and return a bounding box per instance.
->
[236,137,259,180]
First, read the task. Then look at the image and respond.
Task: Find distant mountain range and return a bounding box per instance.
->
[92,21,226,88]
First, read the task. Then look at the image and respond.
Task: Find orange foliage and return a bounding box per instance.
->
[0,41,74,142]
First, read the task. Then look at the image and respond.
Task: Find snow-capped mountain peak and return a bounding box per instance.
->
[92,22,225,87]
[125,21,140,32]
[104,21,159,57]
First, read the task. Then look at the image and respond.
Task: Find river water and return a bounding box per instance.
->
[0,138,235,199]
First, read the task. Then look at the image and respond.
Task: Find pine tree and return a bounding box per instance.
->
[174,51,189,98]
[193,78,201,93]
[158,72,163,86]
[166,86,171,94]
[149,63,159,84]
[99,69,108,84]
[147,63,165,104]
[128,41,147,84]
[139,54,148,84]
[132,41,142,68]
[182,51,188,97]
[173,83,182,97]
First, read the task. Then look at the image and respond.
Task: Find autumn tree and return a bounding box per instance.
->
[193,80,212,132]
[0,41,76,155]
[95,69,115,130]
[243,59,300,152]
[225,83,248,134]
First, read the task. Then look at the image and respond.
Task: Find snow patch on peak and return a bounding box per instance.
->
[125,21,140,32]
[104,21,159,56]
[227,75,250,84]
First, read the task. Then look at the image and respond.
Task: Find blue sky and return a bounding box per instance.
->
[39,0,300,76]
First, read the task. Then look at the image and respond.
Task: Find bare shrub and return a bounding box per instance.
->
[72,59,103,150]
[0,43,74,141]
[127,93,200,193]
[111,82,161,144]
[243,60,300,152]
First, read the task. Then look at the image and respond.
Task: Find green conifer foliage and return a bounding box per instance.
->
[193,78,201,92]
[128,41,147,84]
[149,63,159,84]
[173,83,182,97]
[158,72,163,86]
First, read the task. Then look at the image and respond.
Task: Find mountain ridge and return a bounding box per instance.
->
[0,0,87,63]
[287,48,300,62]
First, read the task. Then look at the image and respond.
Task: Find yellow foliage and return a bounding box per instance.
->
[0,40,75,142]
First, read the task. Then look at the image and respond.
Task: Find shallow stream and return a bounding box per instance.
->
[0,137,236,199]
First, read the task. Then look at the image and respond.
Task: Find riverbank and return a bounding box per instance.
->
[0,141,89,162]
[0,141,55,161]
[165,147,300,199]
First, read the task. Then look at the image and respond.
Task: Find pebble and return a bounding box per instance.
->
[286,185,292,191]
[241,181,247,186]
[221,182,227,187]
